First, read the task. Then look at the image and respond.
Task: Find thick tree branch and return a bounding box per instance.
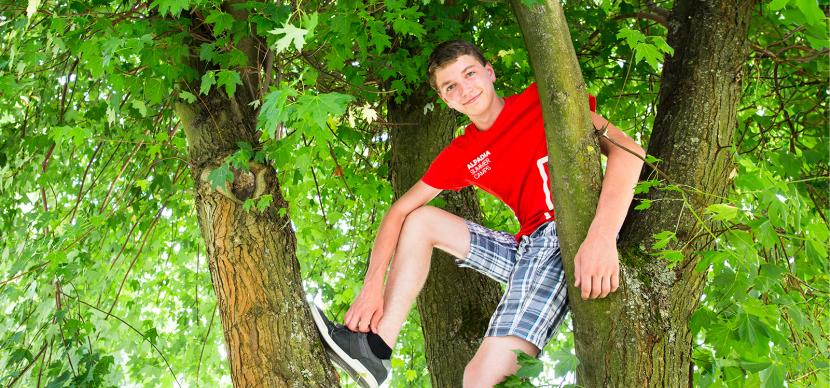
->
[613,11,669,28]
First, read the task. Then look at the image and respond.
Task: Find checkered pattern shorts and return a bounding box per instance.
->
[457,220,569,350]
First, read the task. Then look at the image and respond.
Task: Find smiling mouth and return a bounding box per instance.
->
[463,92,481,105]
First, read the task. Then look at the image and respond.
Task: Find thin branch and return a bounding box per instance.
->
[327,141,355,198]
[66,141,104,223]
[62,292,182,388]
[6,341,48,388]
[106,165,186,316]
[196,303,218,380]
[613,11,668,28]
[301,134,330,227]
[0,261,49,288]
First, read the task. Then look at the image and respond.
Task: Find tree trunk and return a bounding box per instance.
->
[388,85,502,387]
[173,4,338,387]
[511,0,753,386]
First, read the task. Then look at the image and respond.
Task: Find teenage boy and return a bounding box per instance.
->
[310,40,644,388]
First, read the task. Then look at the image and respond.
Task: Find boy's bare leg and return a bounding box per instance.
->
[463,336,539,387]
[375,205,471,346]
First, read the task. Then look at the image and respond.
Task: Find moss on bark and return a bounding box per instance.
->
[511,0,754,386]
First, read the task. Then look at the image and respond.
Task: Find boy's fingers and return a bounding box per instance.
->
[580,276,591,299]
[344,311,353,329]
[590,275,602,298]
[600,276,611,298]
[611,273,620,292]
[574,260,581,288]
[370,309,382,333]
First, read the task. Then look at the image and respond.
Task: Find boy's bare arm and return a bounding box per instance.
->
[344,180,441,332]
[573,112,645,300]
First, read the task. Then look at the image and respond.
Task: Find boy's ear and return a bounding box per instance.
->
[485,62,496,82]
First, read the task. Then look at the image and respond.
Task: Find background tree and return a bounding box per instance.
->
[0,0,826,387]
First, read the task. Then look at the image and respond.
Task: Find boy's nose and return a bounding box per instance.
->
[457,84,468,98]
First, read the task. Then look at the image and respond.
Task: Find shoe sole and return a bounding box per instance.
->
[308,303,379,388]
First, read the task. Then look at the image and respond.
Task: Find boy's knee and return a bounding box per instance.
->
[463,359,485,388]
[401,206,438,233]
[463,351,507,388]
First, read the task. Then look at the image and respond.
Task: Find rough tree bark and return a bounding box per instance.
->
[173,3,338,387]
[511,0,753,386]
[388,85,502,387]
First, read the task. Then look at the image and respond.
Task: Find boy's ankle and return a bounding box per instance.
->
[366,332,392,359]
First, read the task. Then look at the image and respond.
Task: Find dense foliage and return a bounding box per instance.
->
[0,0,826,386]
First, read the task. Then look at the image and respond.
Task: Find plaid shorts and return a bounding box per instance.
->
[457,220,569,350]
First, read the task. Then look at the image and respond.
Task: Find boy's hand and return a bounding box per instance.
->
[573,234,620,299]
[344,286,384,333]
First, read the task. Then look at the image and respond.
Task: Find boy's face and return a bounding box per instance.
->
[434,54,498,117]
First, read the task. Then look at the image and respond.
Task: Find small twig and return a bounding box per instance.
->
[40,143,56,213]
[6,341,48,388]
[99,138,146,213]
[327,141,355,198]
[65,141,104,223]
[196,303,218,380]
[0,261,50,288]
[64,292,182,388]
[613,12,668,28]
[106,165,186,316]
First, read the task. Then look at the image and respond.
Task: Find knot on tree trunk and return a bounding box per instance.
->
[200,161,270,204]
[232,168,256,201]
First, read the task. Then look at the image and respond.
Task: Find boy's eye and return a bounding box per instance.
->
[446,84,454,92]
[466,71,475,77]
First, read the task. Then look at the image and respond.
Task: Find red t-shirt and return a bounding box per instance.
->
[422,83,597,240]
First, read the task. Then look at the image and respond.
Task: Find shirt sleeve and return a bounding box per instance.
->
[421,145,468,191]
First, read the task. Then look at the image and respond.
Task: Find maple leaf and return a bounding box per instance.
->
[269,21,308,53]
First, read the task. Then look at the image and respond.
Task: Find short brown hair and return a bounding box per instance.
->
[427,40,488,91]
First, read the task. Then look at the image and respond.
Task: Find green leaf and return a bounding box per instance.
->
[145,78,164,105]
[635,42,663,70]
[617,28,646,47]
[152,0,190,16]
[655,250,684,266]
[205,10,235,36]
[768,0,789,11]
[634,199,652,210]
[179,91,197,103]
[634,179,661,194]
[706,204,739,222]
[549,349,580,377]
[269,20,308,53]
[794,0,824,26]
[302,12,319,40]
[200,71,216,95]
[739,360,771,373]
[405,369,417,382]
[294,92,354,131]
[391,16,426,37]
[512,349,543,379]
[258,86,298,137]
[256,194,273,211]
[217,70,242,97]
[208,164,233,190]
[652,231,677,250]
[644,154,661,164]
[144,327,159,345]
[131,99,148,117]
[760,364,785,388]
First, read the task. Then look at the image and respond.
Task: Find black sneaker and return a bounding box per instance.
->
[309,303,391,388]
